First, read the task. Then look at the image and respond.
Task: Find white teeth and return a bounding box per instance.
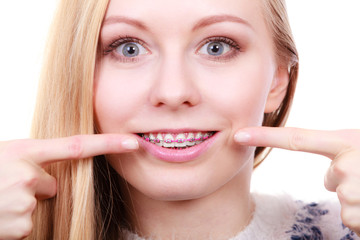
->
[203,132,210,140]
[155,133,163,146]
[149,133,156,142]
[174,134,187,147]
[195,132,204,144]
[163,134,175,147]
[186,133,196,146]
[141,132,214,148]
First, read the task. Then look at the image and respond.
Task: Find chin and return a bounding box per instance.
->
[140,177,219,202]
[107,139,255,203]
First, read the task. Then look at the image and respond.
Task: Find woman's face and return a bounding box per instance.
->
[94,0,287,201]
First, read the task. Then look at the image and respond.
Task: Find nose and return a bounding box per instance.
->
[149,54,200,109]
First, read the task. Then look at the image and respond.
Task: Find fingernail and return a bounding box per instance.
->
[122,138,139,150]
[234,132,251,143]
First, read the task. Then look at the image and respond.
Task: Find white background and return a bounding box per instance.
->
[0,0,359,201]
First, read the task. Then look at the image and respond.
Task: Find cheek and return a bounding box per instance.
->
[93,63,148,133]
[195,57,274,127]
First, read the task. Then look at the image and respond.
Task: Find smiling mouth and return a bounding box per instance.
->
[137,131,216,149]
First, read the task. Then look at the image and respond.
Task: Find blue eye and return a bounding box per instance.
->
[115,42,147,58]
[199,41,231,56]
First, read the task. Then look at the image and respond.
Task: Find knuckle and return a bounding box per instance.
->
[5,218,34,239]
[324,184,335,193]
[288,128,306,151]
[332,161,348,180]
[27,196,37,213]
[67,135,84,159]
[341,208,359,231]
[337,185,349,204]
[324,174,336,192]
[16,171,39,189]
[337,184,360,205]
[18,219,33,239]
[16,196,37,215]
[341,208,351,225]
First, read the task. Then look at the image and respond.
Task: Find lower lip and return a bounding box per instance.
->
[137,133,218,163]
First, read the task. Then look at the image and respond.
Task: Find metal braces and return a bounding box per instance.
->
[141,133,214,144]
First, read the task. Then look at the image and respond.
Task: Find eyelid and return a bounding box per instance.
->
[103,36,150,62]
[195,36,242,61]
[196,36,241,52]
[102,35,241,63]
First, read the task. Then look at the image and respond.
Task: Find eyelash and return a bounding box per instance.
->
[103,35,242,63]
[103,36,147,63]
[198,36,241,62]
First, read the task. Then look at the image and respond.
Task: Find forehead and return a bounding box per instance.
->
[104,0,267,35]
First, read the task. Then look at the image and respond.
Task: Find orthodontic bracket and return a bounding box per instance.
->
[141,134,212,143]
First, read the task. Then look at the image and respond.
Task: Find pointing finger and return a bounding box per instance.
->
[234,127,351,159]
[4,134,139,167]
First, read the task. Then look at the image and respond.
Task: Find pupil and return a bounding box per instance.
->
[207,42,224,56]
[211,45,220,53]
[127,46,136,55]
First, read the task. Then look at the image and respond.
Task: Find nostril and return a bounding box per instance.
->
[151,96,199,109]
[149,77,201,109]
[183,100,193,106]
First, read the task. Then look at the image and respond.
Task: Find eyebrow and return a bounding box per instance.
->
[102,16,149,31]
[102,14,252,32]
[192,15,253,31]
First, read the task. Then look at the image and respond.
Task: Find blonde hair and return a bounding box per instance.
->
[29,0,298,239]
[29,0,109,239]
[254,0,299,167]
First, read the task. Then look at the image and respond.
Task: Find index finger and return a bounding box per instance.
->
[234,127,349,159]
[7,134,139,167]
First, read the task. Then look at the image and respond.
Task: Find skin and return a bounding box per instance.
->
[235,127,360,236]
[0,135,139,239]
[0,0,359,239]
[94,0,288,238]
[94,0,358,239]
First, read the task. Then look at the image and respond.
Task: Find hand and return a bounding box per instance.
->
[234,127,360,236]
[0,134,138,240]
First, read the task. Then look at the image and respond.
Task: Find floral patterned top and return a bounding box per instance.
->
[123,193,359,240]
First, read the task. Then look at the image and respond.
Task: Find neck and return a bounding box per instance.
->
[125,162,254,240]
